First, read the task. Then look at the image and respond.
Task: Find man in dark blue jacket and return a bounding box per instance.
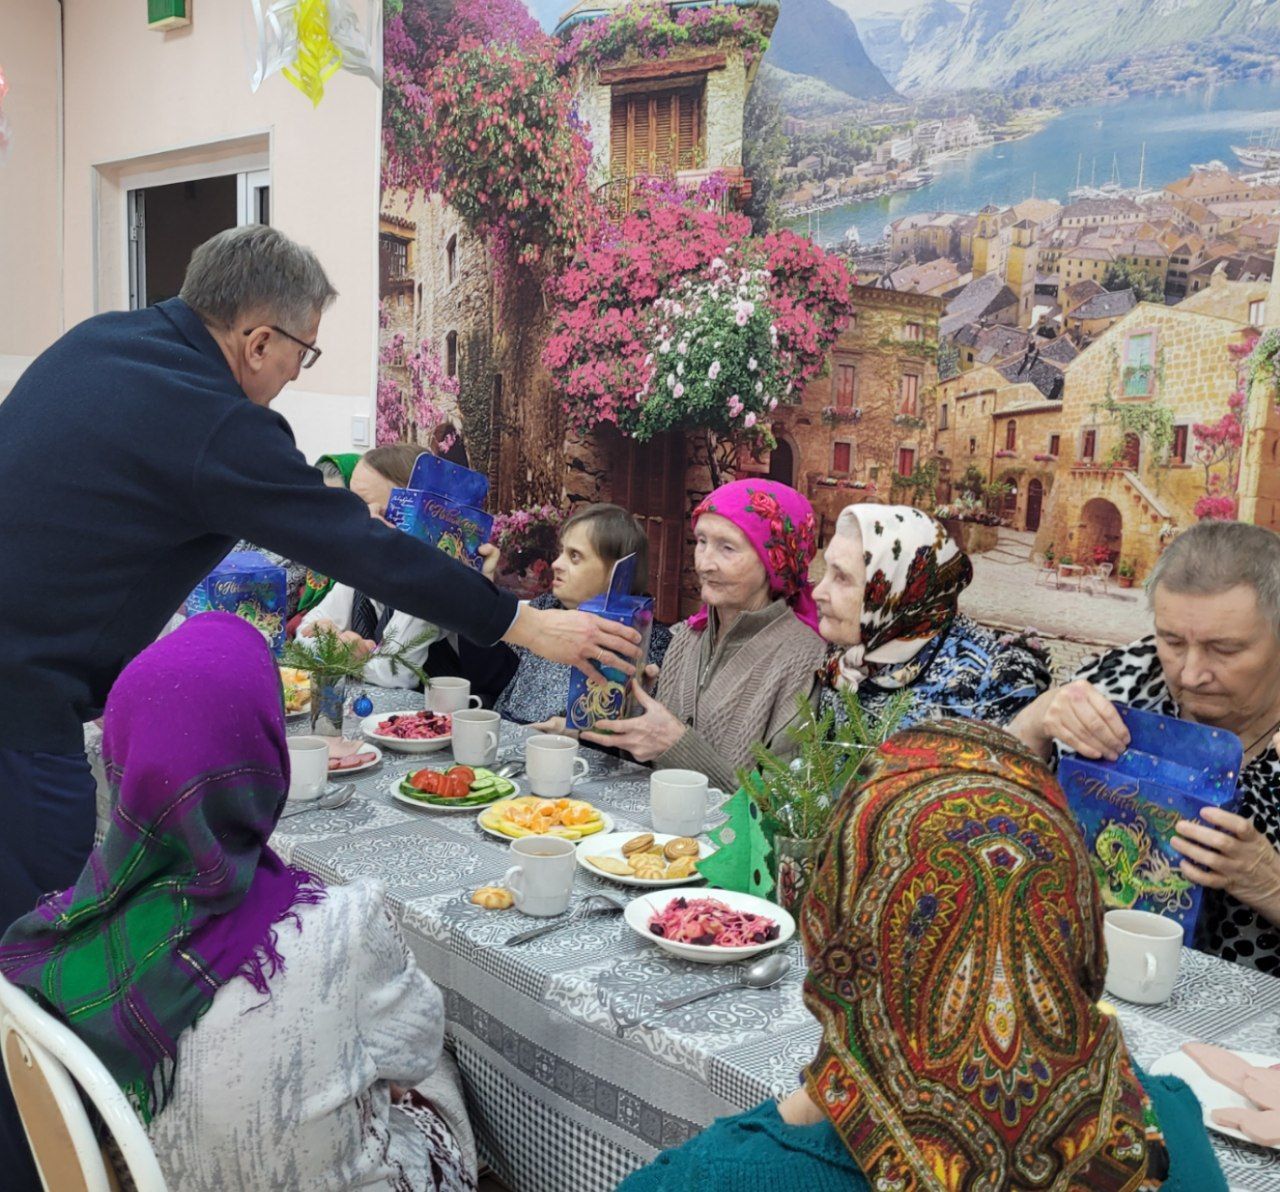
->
[0,224,637,930]
[0,224,638,1182]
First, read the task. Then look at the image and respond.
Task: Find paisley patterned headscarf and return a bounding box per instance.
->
[800,718,1164,1192]
[828,504,973,691]
[687,479,820,633]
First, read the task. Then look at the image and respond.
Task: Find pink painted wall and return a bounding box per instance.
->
[0,0,62,391]
[5,0,382,458]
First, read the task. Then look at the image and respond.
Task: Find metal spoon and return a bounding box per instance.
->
[614,952,791,1030]
[280,782,356,819]
[493,760,524,780]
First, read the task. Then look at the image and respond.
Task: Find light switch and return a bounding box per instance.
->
[351,415,370,447]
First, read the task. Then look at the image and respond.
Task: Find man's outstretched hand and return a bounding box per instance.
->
[503,603,641,682]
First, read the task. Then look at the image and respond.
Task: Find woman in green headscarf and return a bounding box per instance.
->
[294,453,361,618]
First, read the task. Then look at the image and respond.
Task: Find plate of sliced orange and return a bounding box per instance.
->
[477,795,611,841]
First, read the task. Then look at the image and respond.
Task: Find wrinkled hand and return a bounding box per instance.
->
[581,682,685,762]
[1173,807,1280,917]
[504,604,641,682]
[531,716,570,735]
[1037,681,1130,760]
[478,543,501,582]
[300,618,339,639]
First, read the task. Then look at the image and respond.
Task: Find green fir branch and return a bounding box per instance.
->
[279,624,435,688]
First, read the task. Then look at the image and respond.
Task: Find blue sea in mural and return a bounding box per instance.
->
[784,75,1280,246]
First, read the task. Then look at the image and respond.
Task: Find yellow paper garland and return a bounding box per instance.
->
[280,0,343,106]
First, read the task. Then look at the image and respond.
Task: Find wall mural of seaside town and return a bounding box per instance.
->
[376,0,1280,657]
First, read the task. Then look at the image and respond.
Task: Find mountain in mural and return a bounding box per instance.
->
[766,0,899,99]
[526,0,897,101]
[877,0,1280,92]
[855,0,964,87]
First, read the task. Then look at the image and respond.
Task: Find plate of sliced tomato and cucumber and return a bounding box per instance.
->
[391,764,520,812]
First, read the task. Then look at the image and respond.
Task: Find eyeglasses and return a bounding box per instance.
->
[244,324,322,369]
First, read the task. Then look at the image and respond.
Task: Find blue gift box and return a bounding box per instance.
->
[186,551,288,655]
[408,452,489,508]
[386,487,494,571]
[1059,704,1242,934]
[564,555,654,730]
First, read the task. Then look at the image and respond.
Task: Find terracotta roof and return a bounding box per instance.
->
[1008,198,1062,225]
[1064,245,1115,262]
[1063,279,1106,304]
[1038,335,1080,364]
[941,273,1020,335]
[885,256,963,294]
[1061,197,1142,221]
[1069,288,1137,320]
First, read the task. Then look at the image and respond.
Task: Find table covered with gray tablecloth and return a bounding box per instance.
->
[274,691,1280,1192]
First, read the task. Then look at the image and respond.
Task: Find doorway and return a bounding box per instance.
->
[767,437,795,487]
[127,168,270,308]
[1026,477,1044,531]
[612,432,687,622]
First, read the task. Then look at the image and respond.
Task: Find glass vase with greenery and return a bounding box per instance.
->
[738,687,913,912]
[279,625,435,735]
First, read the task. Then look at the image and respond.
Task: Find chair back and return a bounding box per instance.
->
[0,972,167,1191]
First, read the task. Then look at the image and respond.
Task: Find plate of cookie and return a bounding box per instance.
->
[576,832,710,888]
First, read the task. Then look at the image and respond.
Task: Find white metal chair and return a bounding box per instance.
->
[0,972,167,1191]
[1088,562,1114,596]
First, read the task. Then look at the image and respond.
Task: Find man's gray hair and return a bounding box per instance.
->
[1147,520,1280,637]
[179,224,337,334]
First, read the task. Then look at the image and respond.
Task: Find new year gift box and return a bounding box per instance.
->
[565,554,654,730]
[386,488,494,571]
[185,551,288,655]
[386,452,494,570]
[409,451,489,508]
[1059,704,1242,935]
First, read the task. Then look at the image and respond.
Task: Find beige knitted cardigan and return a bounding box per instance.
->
[654,600,827,791]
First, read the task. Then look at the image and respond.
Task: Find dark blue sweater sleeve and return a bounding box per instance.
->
[193,403,518,646]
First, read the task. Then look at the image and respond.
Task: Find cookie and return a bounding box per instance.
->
[665,855,698,880]
[622,833,655,857]
[588,855,633,876]
[470,886,513,909]
[630,854,667,879]
[663,837,700,860]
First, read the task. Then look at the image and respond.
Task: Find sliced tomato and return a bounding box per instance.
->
[441,774,471,799]
[449,766,476,785]
[409,769,434,792]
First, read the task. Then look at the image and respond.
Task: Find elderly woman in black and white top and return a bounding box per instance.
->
[1011,520,1280,975]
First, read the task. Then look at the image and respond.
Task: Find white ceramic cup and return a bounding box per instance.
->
[503,836,576,917]
[1104,909,1183,1004]
[650,769,709,836]
[525,734,589,798]
[453,708,501,767]
[427,676,483,715]
[286,736,329,802]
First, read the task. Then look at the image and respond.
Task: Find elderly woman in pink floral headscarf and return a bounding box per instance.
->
[582,479,826,791]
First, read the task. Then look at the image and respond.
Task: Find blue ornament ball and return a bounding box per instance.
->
[352,694,374,718]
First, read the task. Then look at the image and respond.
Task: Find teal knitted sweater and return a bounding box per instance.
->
[617,1070,1226,1192]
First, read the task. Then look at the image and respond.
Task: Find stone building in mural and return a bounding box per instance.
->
[377,191,488,464]
[934,265,1280,583]
[752,285,945,540]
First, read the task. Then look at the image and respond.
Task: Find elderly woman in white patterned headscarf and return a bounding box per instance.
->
[808,504,1051,730]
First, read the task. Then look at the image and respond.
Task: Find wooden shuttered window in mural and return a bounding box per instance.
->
[610,86,703,182]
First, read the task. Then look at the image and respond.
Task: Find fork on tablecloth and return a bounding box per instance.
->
[503,893,624,947]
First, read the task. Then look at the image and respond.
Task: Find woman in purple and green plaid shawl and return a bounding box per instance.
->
[0,612,324,1120]
[0,613,475,1191]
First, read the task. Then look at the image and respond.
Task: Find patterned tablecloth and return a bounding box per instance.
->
[275,691,1280,1192]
